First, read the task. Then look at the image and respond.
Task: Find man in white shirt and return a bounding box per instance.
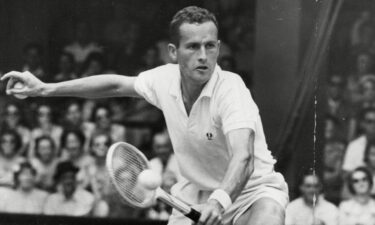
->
[342,107,375,172]
[285,172,338,225]
[2,6,288,225]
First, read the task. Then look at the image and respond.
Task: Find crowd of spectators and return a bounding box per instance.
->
[0,0,254,221]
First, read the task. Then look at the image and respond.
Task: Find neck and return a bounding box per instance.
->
[180,76,205,104]
[355,194,370,204]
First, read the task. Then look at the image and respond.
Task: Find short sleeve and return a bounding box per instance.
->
[134,68,162,109]
[217,75,259,134]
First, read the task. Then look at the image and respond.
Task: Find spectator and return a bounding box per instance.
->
[91,104,126,143]
[339,167,375,225]
[323,139,346,205]
[347,52,374,104]
[1,102,31,153]
[29,103,63,158]
[342,107,375,173]
[43,161,96,216]
[363,140,375,194]
[64,21,102,72]
[149,131,181,182]
[0,130,25,187]
[358,74,375,108]
[1,162,48,214]
[81,52,113,77]
[350,10,372,47]
[59,129,95,188]
[21,43,46,79]
[136,46,162,74]
[285,172,338,225]
[86,133,112,217]
[61,100,95,152]
[53,52,77,82]
[30,136,59,192]
[324,115,346,142]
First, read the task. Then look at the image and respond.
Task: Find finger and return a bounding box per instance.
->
[6,77,17,95]
[197,211,210,225]
[1,71,24,81]
[205,212,221,225]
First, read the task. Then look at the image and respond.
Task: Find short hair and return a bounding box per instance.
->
[347,166,373,195]
[14,161,37,188]
[89,132,112,156]
[60,129,85,149]
[359,107,375,121]
[0,129,22,154]
[169,6,218,46]
[34,135,56,159]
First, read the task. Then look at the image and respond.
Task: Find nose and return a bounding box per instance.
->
[198,46,207,62]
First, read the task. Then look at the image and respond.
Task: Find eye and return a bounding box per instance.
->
[206,43,216,49]
[187,43,200,50]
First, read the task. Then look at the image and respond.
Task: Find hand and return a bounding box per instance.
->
[196,199,224,225]
[1,71,45,97]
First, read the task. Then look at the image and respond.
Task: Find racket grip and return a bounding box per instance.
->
[185,208,201,223]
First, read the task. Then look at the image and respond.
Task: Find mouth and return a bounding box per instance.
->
[196,65,209,72]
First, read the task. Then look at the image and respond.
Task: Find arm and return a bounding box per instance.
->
[1,71,140,99]
[198,128,254,225]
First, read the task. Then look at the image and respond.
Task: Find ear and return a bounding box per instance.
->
[168,43,177,62]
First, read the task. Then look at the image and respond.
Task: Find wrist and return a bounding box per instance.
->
[40,83,52,97]
[208,189,232,211]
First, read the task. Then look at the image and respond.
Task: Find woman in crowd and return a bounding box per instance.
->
[0,130,25,186]
[339,167,375,225]
[59,129,95,188]
[30,136,59,191]
[29,103,63,158]
[53,52,77,82]
[1,102,31,153]
[1,162,48,214]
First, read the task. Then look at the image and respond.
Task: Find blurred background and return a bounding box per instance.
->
[0,0,374,224]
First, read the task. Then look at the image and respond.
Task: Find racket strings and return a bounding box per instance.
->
[110,146,150,205]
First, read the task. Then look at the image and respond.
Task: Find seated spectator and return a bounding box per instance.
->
[350,10,372,47]
[61,100,95,152]
[135,46,162,74]
[64,21,102,72]
[324,115,346,142]
[342,107,375,174]
[285,171,338,225]
[358,74,375,109]
[53,52,78,82]
[0,130,25,187]
[59,129,95,188]
[21,43,46,79]
[149,131,181,182]
[29,103,63,158]
[1,162,48,214]
[91,104,126,143]
[30,136,59,191]
[339,167,375,225]
[363,140,375,195]
[1,102,31,154]
[43,161,96,216]
[323,139,346,205]
[347,51,374,104]
[81,52,113,77]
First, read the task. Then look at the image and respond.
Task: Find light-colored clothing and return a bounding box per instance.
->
[0,156,25,186]
[285,196,339,225]
[43,188,95,216]
[64,42,102,64]
[134,64,276,190]
[29,124,63,157]
[2,189,48,214]
[149,154,182,182]
[342,135,367,171]
[339,198,375,225]
[30,157,59,190]
[169,172,288,225]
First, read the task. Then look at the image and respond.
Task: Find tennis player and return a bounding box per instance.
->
[2,6,288,225]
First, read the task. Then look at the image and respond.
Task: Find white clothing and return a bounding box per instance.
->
[134,64,276,190]
[285,196,339,225]
[2,189,48,214]
[339,198,375,225]
[43,188,95,216]
[342,135,367,171]
[149,154,182,181]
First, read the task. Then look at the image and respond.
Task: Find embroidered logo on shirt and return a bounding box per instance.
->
[206,132,213,140]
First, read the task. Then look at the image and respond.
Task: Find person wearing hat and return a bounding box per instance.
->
[43,161,95,216]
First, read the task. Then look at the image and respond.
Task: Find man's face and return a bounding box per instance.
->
[300,175,321,204]
[60,172,76,198]
[152,134,172,162]
[169,21,220,85]
[363,111,375,138]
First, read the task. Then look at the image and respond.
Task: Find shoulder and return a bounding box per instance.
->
[75,188,95,203]
[347,135,367,148]
[338,199,353,209]
[138,64,178,78]
[321,198,338,211]
[34,189,49,198]
[286,197,304,210]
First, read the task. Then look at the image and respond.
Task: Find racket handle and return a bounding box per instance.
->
[185,208,201,223]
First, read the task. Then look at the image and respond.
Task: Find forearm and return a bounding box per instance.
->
[41,74,138,98]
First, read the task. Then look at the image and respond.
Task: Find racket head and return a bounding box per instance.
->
[106,142,156,208]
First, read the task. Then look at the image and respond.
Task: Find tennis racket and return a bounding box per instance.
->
[106,142,201,222]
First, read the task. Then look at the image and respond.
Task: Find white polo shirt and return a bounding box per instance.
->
[134,64,276,190]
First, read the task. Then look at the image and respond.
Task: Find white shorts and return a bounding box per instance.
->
[167,171,289,225]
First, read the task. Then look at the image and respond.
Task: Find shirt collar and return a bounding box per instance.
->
[169,64,220,100]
